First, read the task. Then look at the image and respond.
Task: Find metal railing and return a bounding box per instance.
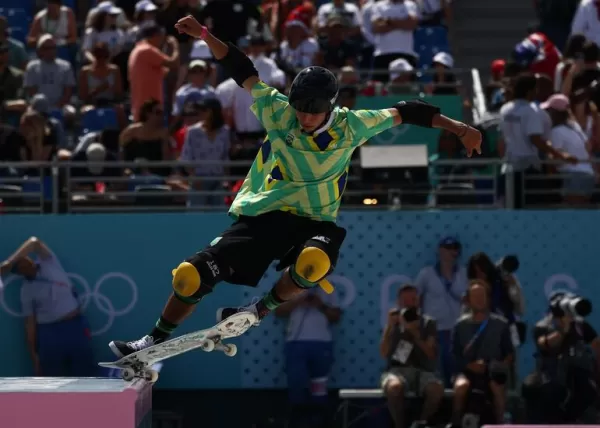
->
[0,158,599,214]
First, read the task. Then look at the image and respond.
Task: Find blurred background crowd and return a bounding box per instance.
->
[2,0,598,212]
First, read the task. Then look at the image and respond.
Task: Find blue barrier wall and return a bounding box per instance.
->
[1,211,599,389]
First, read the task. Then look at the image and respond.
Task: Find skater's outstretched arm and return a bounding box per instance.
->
[175,16,259,93]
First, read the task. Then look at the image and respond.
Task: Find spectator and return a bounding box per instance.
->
[82,6,125,63]
[119,99,172,176]
[415,236,467,387]
[262,0,305,40]
[316,0,362,36]
[0,237,96,377]
[314,15,359,70]
[337,85,358,109]
[0,16,28,70]
[274,287,341,428]
[571,0,600,48]
[172,59,215,118]
[561,41,600,97]
[125,0,159,48]
[386,58,419,95]
[380,284,443,428]
[29,93,67,151]
[189,38,217,88]
[449,280,514,427]
[128,24,179,121]
[512,29,561,83]
[18,110,57,165]
[27,0,77,49]
[78,42,126,127]
[86,0,130,30]
[370,0,419,81]
[23,34,76,117]
[425,52,459,95]
[247,35,286,90]
[338,65,360,86]
[0,41,26,124]
[485,59,506,109]
[180,97,230,208]
[428,130,474,192]
[417,0,452,27]
[277,14,319,70]
[70,141,121,189]
[172,100,204,158]
[554,34,586,93]
[498,73,574,208]
[543,94,596,206]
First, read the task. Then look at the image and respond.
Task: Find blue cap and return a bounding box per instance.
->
[439,236,460,247]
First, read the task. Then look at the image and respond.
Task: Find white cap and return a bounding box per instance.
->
[190,40,212,60]
[97,1,121,14]
[432,52,454,68]
[135,0,157,12]
[86,142,107,175]
[37,33,55,49]
[189,59,208,69]
[389,58,413,81]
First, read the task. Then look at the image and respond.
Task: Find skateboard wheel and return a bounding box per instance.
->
[201,340,215,352]
[224,344,237,357]
[122,368,136,382]
[144,369,159,383]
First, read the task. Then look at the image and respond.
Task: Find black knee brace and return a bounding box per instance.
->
[173,251,228,304]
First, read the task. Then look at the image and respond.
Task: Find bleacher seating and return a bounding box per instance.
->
[1,8,31,43]
[81,108,118,133]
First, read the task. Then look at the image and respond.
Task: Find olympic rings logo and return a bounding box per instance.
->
[0,272,138,336]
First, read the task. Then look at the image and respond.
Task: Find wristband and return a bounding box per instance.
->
[200,26,208,40]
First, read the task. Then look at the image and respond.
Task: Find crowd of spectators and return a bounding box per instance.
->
[0,0,455,211]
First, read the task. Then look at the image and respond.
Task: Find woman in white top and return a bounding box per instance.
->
[27,0,77,48]
[542,94,596,206]
[82,8,125,63]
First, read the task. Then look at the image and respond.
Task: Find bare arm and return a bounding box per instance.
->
[1,237,52,274]
[379,324,395,358]
[413,335,437,360]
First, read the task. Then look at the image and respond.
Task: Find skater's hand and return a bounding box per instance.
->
[175,15,207,39]
[459,125,482,158]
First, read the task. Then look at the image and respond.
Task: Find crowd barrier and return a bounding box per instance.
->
[0,211,599,389]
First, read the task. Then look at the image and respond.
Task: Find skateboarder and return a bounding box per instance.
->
[109,15,482,358]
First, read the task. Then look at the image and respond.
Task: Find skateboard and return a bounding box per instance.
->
[98,311,257,383]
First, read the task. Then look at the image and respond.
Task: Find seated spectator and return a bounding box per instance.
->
[128,25,179,121]
[417,0,452,27]
[370,0,419,81]
[277,13,319,69]
[172,59,216,119]
[86,0,130,30]
[0,41,26,124]
[23,34,76,118]
[449,280,514,427]
[27,0,77,49]
[82,5,125,64]
[188,38,218,88]
[338,65,359,86]
[29,94,67,151]
[172,100,203,158]
[561,40,600,97]
[125,0,159,49]
[425,52,460,95]
[18,111,56,177]
[485,59,506,107]
[554,33,586,93]
[316,0,362,37]
[78,42,126,127]
[0,16,28,70]
[70,141,121,189]
[315,14,359,70]
[543,94,596,206]
[387,58,419,95]
[247,35,286,90]
[119,99,172,176]
[380,284,444,428]
[180,98,230,208]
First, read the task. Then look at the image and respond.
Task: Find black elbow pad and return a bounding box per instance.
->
[217,42,259,88]
[394,99,440,127]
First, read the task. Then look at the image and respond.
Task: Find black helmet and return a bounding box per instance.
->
[288,66,339,113]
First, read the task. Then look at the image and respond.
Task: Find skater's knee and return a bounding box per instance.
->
[292,246,331,288]
[172,252,227,303]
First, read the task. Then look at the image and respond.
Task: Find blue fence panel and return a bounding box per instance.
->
[0,211,599,389]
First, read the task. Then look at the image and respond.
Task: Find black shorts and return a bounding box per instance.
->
[202,211,347,287]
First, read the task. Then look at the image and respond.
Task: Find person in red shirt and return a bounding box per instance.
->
[171,100,203,158]
[512,30,561,82]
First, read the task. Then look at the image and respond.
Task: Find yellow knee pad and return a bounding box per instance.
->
[295,246,331,283]
[171,262,201,297]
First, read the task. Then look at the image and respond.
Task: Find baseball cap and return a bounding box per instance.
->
[398,283,418,294]
[491,59,506,75]
[86,142,107,175]
[432,52,454,68]
[190,40,212,60]
[389,58,413,81]
[541,93,570,111]
[135,0,157,13]
[439,236,461,248]
[188,59,208,70]
[30,94,50,115]
[37,34,55,49]
[97,1,121,14]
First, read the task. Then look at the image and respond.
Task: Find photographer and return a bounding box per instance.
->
[380,284,444,428]
[449,280,514,428]
[522,292,600,423]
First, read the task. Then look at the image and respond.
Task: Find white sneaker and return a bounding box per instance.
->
[109,335,157,358]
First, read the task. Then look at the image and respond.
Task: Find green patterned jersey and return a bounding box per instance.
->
[229,81,396,222]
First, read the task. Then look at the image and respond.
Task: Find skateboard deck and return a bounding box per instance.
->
[98,311,257,382]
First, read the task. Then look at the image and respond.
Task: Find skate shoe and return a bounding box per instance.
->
[216,298,260,326]
[109,335,158,358]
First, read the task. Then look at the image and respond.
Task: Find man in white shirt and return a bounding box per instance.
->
[275,287,342,428]
[571,0,600,48]
[414,236,467,387]
[277,19,320,69]
[370,0,419,81]
[0,237,95,377]
[317,0,362,36]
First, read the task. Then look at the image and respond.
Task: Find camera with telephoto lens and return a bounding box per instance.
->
[496,255,520,278]
[549,292,592,319]
[401,307,420,323]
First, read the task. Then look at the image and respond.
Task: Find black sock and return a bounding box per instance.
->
[255,288,285,319]
[149,316,178,342]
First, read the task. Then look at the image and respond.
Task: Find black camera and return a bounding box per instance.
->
[496,255,520,278]
[401,307,420,323]
[549,292,592,318]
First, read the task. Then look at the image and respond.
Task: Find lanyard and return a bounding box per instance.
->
[464,319,489,354]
